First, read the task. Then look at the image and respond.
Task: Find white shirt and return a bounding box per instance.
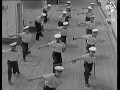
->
[66,10,71,16]
[86,10,94,18]
[86,22,95,30]
[58,27,69,36]
[2,49,20,61]
[48,41,66,53]
[82,35,97,45]
[19,32,32,43]
[59,15,66,22]
[36,16,44,25]
[43,73,63,88]
[82,53,96,63]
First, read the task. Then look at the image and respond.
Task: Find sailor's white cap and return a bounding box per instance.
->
[89,47,96,51]
[92,29,98,32]
[23,26,29,30]
[88,6,92,9]
[54,66,64,71]
[90,15,95,17]
[41,13,46,16]
[9,42,17,46]
[54,33,61,38]
[62,11,67,14]
[63,22,68,25]
[67,1,71,3]
[48,4,51,7]
[91,3,95,4]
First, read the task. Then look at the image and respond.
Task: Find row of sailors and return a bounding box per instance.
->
[2,1,106,89]
[3,32,98,88]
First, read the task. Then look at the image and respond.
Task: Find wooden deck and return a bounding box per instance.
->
[2,0,117,90]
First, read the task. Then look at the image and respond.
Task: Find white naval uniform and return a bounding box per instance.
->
[82,35,97,52]
[19,32,32,43]
[48,41,66,73]
[43,73,63,89]
[3,49,20,61]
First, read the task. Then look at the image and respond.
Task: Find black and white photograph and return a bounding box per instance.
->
[2,0,117,90]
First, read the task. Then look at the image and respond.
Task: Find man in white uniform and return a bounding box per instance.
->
[38,33,66,73]
[2,42,20,85]
[72,47,97,87]
[58,11,67,27]
[10,26,32,62]
[28,66,64,90]
[35,13,46,40]
[43,4,51,23]
[73,29,99,53]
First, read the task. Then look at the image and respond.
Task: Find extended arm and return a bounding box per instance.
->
[38,44,49,49]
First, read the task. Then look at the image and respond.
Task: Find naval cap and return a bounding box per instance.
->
[62,11,67,14]
[9,42,17,46]
[54,66,64,71]
[48,4,51,7]
[23,26,29,30]
[54,33,61,38]
[88,6,92,9]
[89,47,96,51]
[63,22,68,25]
[91,3,95,4]
[42,13,46,16]
[92,29,98,32]
[67,1,71,3]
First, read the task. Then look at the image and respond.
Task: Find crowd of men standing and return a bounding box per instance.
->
[2,1,107,90]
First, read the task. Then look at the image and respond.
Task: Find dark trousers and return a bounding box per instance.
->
[85,17,90,22]
[65,16,70,23]
[86,29,92,35]
[84,62,93,84]
[44,15,48,23]
[58,21,63,27]
[7,60,20,81]
[52,52,62,73]
[21,42,30,60]
[43,85,56,90]
[61,35,67,45]
[43,10,48,23]
[35,22,43,40]
[86,44,95,53]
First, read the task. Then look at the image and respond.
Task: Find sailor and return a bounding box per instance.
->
[73,29,98,53]
[77,6,94,22]
[28,66,64,90]
[65,6,71,23]
[10,26,32,62]
[35,13,47,40]
[2,42,20,85]
[43,4,51,23]
[85,16,95,35]
[90,3,95,9]
[72,47,96,87]
[58,11,67,27]
[38,33,66,73]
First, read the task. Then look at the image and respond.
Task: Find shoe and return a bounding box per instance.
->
[8,80,12,85]
[17,72,20,75]
[27,51,31,54]
[89,73,91,75]
[85,83,90,87]
[40,35,44,37]
[23,59,26,62]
